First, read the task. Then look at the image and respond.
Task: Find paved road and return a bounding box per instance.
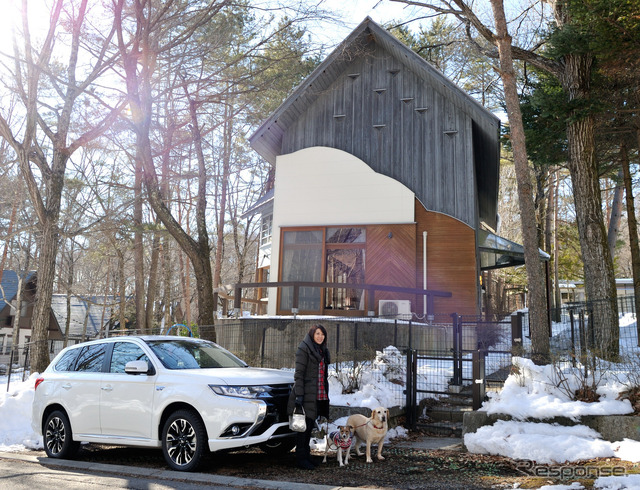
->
[0,455,237,489]
[0,452,365,490]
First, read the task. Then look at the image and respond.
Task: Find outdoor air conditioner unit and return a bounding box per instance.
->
[378,300,412,319]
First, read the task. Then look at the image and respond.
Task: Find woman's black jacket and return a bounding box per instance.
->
[287,333,330,420]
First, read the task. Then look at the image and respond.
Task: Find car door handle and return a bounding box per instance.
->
[62,383,72,390]
[101,385,113,392]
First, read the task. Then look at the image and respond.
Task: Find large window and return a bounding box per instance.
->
[280,230,323,311]
[280,227,366,313]
[325,227,366,311]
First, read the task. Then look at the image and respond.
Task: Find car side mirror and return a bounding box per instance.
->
[124,360,153,375]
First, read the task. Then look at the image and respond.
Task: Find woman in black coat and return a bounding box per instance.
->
[287,324,330,470]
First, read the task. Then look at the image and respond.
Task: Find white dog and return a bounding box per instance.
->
[346,407,389,463]
[322,425,354,467]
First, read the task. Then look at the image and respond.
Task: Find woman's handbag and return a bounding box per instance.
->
[289,405,306,432]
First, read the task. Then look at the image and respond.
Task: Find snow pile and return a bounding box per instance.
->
[329,346,407,409]
[465,356,640,466]
[0,373,42,451]
[482,357,634,420]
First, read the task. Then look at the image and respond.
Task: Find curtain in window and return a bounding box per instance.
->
[280,231,323,311]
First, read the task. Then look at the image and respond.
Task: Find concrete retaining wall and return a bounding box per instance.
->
[330,405,404,427]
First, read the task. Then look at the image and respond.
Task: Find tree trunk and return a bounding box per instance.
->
[490,0,549,363]
[118,250,126,333]
[621,137,640,346]
[10,273,24,364]
[145,233,161,333]
[28,149,68,373]
[162,238,173,331]
[64,252,73,348]
[134,151,147,334]
[552,170,562,321]
[535,166,548,250]
[607,168,625,259]
[212,101,233,318]
[545,168,555,314]
[560,52,619,359]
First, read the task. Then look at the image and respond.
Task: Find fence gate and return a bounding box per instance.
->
[404,314,515,429]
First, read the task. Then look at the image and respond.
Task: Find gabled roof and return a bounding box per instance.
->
[249,16,501,229]
[241,188,274,219]
[249,16,500,164]
[50,294,116,339]
[0,270,36,312]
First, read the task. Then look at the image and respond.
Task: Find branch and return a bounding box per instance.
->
[391,0,564,77]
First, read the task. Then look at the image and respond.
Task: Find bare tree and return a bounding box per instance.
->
[0,0,123,372]
[488,0,549,362]
[391,0,619,359]
[620,138,640,345]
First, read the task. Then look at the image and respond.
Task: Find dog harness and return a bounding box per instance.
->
[329,431,353,450]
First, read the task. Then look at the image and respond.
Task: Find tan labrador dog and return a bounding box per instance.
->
[346,407,389,463]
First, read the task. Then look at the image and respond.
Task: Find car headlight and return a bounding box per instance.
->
[209,385,269,399]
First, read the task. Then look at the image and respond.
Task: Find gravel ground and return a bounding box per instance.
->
[21,431,640,489]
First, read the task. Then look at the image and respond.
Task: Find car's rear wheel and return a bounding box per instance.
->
[43,410,80,459]
[259,437,296,455]
[162,409,206,472]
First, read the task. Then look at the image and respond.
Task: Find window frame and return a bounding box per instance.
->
[277,226,367,315]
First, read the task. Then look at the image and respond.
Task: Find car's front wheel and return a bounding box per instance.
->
[43,410,80,459]
[162,409,207,471]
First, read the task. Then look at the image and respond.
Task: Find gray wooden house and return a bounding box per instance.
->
[247,17,513,319]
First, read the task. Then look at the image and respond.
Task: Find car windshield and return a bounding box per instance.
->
[145,339,247,370]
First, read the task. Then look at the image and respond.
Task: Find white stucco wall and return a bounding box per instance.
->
[266,146,415,315]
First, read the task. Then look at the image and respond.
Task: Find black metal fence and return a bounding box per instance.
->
[517,296,639,359]
[200,314,516,424]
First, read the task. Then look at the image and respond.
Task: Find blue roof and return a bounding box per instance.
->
[0,270,36,311]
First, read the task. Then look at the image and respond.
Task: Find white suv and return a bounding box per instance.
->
[32,335,295,471]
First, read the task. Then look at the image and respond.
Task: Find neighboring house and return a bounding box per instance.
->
[49,294,115,340]
[0,269,115,368]
[0,270,38,360]
[246,18,528,319]
[560,279,636,306]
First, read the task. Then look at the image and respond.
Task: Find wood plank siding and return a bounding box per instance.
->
[415,200,479,317]
[282,41,480,228]
[366,224,416,304]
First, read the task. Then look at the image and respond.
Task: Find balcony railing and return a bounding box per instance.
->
[232,281,451,319]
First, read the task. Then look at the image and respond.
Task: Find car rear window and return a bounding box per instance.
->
[146,339,246,370]
[54,349,81,372]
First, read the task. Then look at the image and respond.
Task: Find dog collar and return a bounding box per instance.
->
[371,423,383,429]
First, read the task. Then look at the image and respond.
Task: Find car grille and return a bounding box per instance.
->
[251,383,293,436]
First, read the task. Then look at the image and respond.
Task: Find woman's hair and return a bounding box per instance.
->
[308,324,328,345]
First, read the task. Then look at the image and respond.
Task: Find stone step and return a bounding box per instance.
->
[415,420,463,438]
[425,404,473,423]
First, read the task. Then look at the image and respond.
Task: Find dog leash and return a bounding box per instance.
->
[352,420,384,430]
